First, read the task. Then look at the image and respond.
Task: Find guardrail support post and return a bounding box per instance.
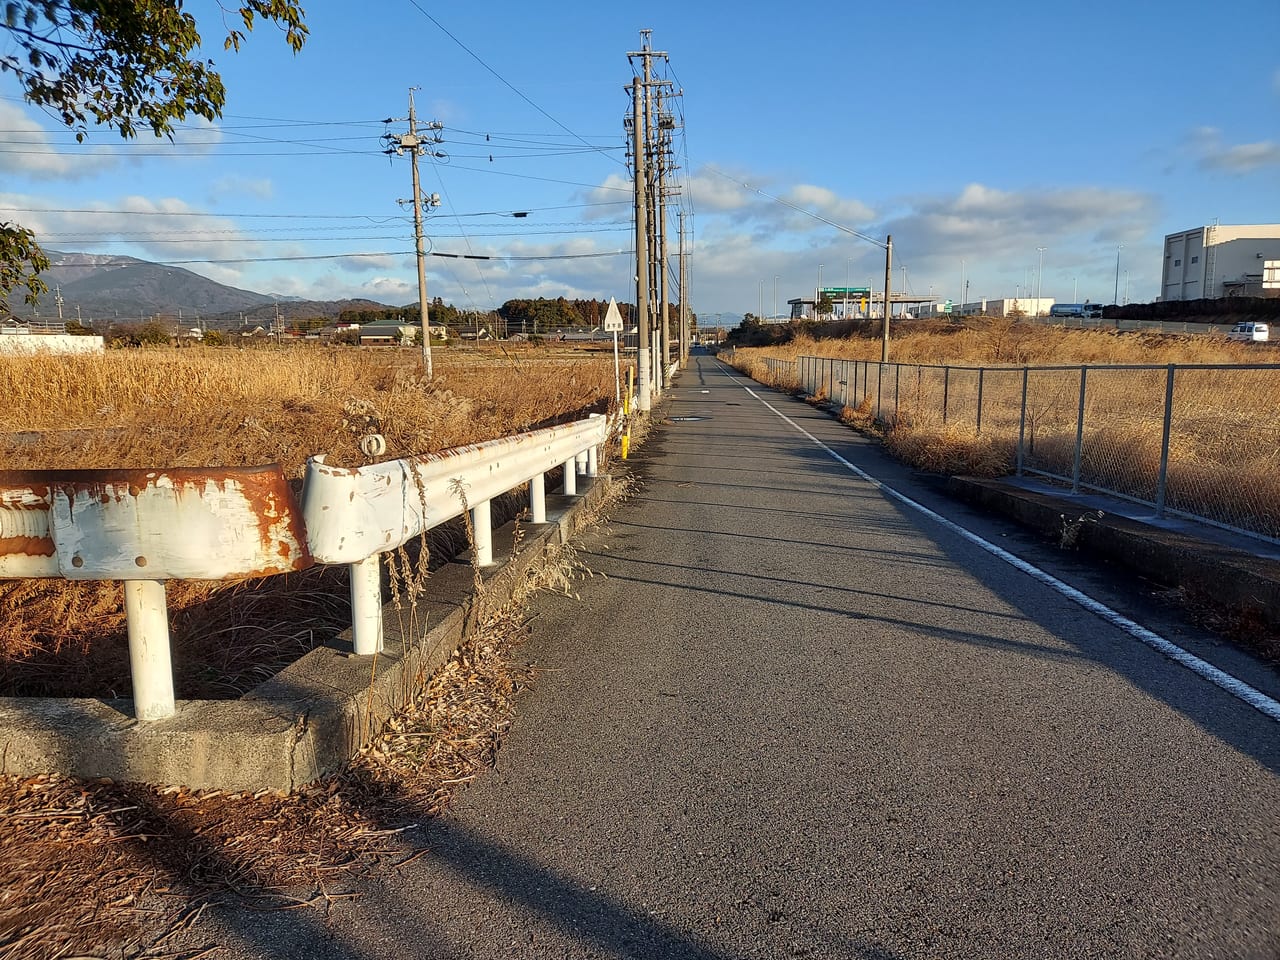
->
[587,445,599,477]
[350,554,383,656]
[530,473,546,523]
[471,498,493,567]
[562,458,577,496]
[124,579,175,721]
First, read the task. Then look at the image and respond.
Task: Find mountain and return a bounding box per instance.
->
[10,251,393,323]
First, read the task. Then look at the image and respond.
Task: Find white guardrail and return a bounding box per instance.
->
[0,414,608,721]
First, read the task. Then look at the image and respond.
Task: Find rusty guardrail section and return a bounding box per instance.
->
[0,414,609,724]
[0,466,312,720]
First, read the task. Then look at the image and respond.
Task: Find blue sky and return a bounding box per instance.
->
[2,0,1278,322]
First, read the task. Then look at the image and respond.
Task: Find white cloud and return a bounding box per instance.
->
[209,176,275,201]
[686,168,754,213]
[1187,125,1280,173]
[0,101,121,179]
[782,184,875,226]
[0,192,266,272]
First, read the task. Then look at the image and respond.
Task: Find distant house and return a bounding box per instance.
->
[357,322,408,346]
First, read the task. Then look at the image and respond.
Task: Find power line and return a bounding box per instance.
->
[405,1,626,169]
[122,249,633,265]
[0,201,630,218]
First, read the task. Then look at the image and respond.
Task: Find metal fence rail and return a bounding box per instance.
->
[788,356,1280,544]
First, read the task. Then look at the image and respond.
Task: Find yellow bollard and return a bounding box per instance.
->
[621,427,631,459]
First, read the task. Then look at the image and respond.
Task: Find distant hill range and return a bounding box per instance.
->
[9,251,392,324]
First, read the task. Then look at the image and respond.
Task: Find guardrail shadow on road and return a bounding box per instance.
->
[86,755,911,960]
[871,489,1280,779]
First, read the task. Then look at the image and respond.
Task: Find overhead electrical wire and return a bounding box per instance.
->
[405,0,627,170]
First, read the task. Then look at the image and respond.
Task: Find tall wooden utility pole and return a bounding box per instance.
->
[628,71,651,412]
[385,89,443,377]
[655,84,671,388]
[628,31,665,411]
[678,209,689,364]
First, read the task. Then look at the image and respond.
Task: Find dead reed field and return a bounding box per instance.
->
[731,321,1280,538]
[0,345,618,698]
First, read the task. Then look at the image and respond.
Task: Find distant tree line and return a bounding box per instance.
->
[338,296,696,335]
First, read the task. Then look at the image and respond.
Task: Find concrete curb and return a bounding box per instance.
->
[945,476,1280,631]
[0,478,613,791]
[747,370,1280,643]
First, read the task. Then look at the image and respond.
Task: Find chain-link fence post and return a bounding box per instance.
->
[894,363,900,426]
[976,367,985,434]
[1072,365,1088,494]
[1155,363,1176,517]
[1016,367,1028,476]
[943,366,950,425]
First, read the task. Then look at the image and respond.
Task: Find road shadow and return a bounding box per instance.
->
[700,361,1280,777]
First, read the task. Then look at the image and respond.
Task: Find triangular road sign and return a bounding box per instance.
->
[603,297,624,332]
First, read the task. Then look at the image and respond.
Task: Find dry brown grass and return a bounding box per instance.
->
[733,321,1280,538]
[0,345,620,696]
[738,318,1268,368]
[0,345,617,475]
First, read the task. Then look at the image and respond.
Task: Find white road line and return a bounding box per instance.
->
[718,362,1280,724]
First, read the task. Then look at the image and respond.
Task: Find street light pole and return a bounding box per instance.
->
[1036,246,1046,316]
[839,259,849,323]
[759,280,764,321]
[817,264,823,320]
[773,275,778,321]
[881,235,892,362]
[1114,243,1124,306]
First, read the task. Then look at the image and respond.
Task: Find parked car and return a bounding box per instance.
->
[1227,322,1270,342]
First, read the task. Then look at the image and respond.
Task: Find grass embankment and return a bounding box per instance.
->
[0,346,617,697]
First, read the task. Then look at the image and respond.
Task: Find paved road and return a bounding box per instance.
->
[197,352,1280,959]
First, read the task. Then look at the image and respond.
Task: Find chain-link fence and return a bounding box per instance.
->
[793,357,1280,543]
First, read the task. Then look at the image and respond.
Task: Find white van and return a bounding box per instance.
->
[1228,322,1269,342]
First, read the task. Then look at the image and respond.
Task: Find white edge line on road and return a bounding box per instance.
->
[718,363,1280,724]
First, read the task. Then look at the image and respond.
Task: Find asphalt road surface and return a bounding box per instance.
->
[194,351,1280,959]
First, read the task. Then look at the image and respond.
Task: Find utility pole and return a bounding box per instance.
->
[678,210,689,365]
[628,31,667,410]
[1036,245,1046,316]
[881,235,893,362]
[384,89,443,377]
[627,64,651,412]
[656,83,671,388]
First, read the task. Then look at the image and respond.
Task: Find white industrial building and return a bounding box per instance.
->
[1161,224,1280,301]
[953,298,1054,318]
